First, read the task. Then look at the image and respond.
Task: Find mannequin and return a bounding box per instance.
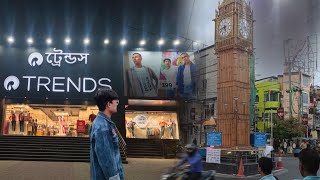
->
[11,111,16,132]
[89,112,96,122]
[126,118,136,138]
[159,116,166,139]
[19,110,25,133]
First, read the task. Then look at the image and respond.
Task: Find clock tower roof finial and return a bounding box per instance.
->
[221,0,247,6]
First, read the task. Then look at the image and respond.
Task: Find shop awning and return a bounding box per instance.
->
[202,116,216,126]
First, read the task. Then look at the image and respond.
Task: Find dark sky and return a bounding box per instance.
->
[0,0,319,84]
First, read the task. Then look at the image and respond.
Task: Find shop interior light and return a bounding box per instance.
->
[27,37,33,45]
[157,39,165,46]
[46,38,52,45]
[64,37,71,45]
[103,38,109,45]
[120,39,127,46]
[83,38,90,45]
[7,36,14,44]
[139,39,146,46]
[173,39,180,46]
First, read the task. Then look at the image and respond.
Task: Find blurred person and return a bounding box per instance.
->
[174,144,202,180]
[258,157,277,180]
[90,88,123,180]
[298,148,320,180]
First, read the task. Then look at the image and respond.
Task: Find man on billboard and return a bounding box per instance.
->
[127,53,158,97]
[161,58,178,98]
[176,53,197,98]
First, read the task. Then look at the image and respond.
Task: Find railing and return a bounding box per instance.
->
[115,128,127,158]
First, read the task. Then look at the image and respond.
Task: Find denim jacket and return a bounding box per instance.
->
[90,112,124,180]
[176,63,197,96]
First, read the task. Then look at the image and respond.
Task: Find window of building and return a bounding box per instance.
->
[264,91,279,102]
[302,92,309,104]
[202,79,207,89]
[303,76,310,86]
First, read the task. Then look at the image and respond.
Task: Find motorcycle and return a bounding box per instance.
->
[161,166,216,180]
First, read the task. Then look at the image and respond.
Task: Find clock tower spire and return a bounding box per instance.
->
[214,0,253,148]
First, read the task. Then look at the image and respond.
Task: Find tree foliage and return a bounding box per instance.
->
[273,117,305,139]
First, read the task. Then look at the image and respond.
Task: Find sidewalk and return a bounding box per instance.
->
[0,158,288,180]
[0,158,179,180]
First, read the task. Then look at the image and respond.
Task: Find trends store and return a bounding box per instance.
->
[0,46,126,137]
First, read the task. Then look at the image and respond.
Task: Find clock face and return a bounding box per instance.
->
[239,18,250,39]
[218,18,232,38]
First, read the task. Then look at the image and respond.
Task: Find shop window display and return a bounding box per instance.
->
[3,104,98,137]
[125,111,179,139]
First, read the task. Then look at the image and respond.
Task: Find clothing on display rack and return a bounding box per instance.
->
[159,120,166,138]
[19,112,25,132]
[127,121,136,137]
[11,113,16,132]
[89,113,96,122]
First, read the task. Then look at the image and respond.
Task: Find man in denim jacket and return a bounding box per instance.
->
[90,88,124,180]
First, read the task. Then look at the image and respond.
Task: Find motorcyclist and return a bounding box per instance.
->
[174,143,203,180]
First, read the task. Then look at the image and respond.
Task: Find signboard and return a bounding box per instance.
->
[134,115,148,128]
[302,114,308,125]
[0,47,123,99]
[76,120,86,133]
[206,148,221,164]
[277,107,284,120]
[207,132,222,146]
[124,51,196,99]
[254,133,266,147]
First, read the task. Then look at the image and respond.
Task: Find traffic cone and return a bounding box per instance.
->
[277,150,284,169]
[236,158,245,177]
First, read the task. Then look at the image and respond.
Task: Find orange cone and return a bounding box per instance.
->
[277,150,284,169]
[236,158,245,177]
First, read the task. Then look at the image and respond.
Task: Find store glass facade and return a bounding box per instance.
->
[125,111,179,139]
[3,104,98,137]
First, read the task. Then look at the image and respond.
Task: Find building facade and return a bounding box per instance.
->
[255,77,281,132]
[179,45,218,145]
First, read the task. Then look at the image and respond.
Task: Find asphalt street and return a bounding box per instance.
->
[0,157,316,180]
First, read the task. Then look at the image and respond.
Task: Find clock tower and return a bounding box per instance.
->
[214,0,253,148]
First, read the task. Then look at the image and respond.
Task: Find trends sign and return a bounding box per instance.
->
[0,47,122,98]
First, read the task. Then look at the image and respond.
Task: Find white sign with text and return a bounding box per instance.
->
[206,148,221,164]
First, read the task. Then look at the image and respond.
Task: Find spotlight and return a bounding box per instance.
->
[103,38,109,45]
[83,38,90,45]
[27,37,33,45]
[139,40,146,46]
[7,36,14,44]
[46,38,52,45]
[65,37,71,45]
[193,41,199,46]
[157,39,165,46]
[120,39,127,46]
[173,40,180,46]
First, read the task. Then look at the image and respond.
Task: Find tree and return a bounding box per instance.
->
[273,117,305,140]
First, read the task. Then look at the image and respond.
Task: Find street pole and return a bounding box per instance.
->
[271,111,273,146]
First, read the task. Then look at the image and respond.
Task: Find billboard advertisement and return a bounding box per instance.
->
[123,51,197,99]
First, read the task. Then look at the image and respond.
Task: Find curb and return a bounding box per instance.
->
[215,169,288,179]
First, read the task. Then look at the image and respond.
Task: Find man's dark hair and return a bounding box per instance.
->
[258,157,273,175]
[180,52,189,57]
[132,53,142,57]
[163,58,171,63]
[299,148,320,175]
[94,88,119,111]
